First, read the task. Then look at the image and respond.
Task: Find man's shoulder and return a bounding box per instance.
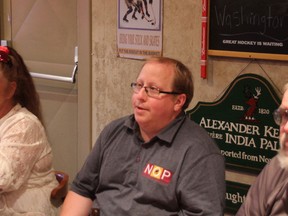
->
[181,117,213,140]
[176,117,221,153]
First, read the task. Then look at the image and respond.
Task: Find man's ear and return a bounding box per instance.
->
[174,93,186,111]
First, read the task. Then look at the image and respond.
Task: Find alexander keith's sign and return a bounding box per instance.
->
[187,73,281,174]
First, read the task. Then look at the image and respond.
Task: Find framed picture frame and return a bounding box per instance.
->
[208,0,288,61]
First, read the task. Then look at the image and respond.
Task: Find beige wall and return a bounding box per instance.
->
[91,0,287,188]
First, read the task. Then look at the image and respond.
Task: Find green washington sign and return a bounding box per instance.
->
[187,73,281,174]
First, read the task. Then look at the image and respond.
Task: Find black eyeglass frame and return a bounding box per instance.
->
[130,82,181,97]
[273,108,288,126]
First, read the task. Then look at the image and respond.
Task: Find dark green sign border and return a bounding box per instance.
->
[187,73,281,174]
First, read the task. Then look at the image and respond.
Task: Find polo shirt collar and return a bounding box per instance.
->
[125,112,186,145]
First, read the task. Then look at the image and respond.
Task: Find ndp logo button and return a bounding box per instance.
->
[143,163,173,184]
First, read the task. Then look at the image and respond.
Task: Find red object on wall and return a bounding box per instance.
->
[201,0,208,79]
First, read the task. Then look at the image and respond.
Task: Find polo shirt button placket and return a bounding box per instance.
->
[136,155,141,162]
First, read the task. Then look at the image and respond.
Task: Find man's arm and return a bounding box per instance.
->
[60,191,93,216]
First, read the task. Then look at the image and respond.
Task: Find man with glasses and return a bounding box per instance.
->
[236,83,288,216]
[61,56,225,216]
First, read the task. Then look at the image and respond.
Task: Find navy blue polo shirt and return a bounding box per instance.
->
[71,113,225,215]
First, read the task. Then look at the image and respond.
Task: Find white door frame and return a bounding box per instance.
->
[77,0,92,169]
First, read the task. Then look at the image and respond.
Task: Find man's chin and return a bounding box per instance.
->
[278,134,288,168]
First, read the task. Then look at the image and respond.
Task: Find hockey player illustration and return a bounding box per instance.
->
[122,0,139,22]
[122,0,156,25]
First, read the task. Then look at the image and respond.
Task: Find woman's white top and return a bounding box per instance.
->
[0,104,58,215]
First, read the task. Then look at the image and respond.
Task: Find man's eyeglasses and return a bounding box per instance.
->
[273,108,288,126]
[131,82,181,98]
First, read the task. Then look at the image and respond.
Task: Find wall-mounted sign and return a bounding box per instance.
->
[208,0,288,61]
[225,181,250,214]
[187,73,281,174]
[117,0,163,60]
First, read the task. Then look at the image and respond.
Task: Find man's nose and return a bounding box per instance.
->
[137,87,148,98]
